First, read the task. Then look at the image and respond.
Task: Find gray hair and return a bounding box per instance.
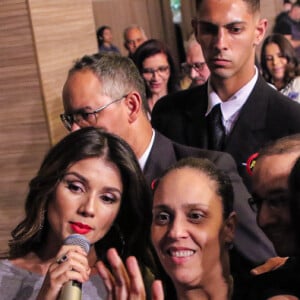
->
[123,24,147,41]
[68,53,149,113]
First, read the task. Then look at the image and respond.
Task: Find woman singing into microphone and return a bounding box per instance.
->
[0,127,154,299]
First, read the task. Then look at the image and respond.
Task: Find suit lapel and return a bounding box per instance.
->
[143,132,178,186]
[225,76,270,160]
[183,84,209,148]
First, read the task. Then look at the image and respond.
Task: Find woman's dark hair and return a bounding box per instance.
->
[260,33,300,87]
[96,25,111,48]
[133,39,180,98]
[289,156,300,253]
[7,127,152,267]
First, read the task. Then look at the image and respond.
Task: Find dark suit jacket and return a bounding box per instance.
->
[144,131,275,264]
[151,75,300,190]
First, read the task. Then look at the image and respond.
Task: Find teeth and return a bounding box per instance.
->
[170,250,194,257]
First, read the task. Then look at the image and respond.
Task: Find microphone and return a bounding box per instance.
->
[58,234,90,300]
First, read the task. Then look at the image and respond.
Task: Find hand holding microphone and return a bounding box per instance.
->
[58,234,90,300]
[37,234,90,300]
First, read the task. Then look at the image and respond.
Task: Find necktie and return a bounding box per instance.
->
[207,103,226,150]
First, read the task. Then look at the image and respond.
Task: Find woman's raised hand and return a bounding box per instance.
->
[96,248,164,300]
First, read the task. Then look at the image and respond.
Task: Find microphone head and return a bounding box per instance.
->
[63,234,90,254]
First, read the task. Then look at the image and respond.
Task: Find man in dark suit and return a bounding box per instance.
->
[151,0,300,192]
[246,134,300,299]
[60,52,275,296]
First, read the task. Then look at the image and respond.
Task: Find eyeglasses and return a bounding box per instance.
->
[142,65,170,76]
[181,62,207,74]
[248,194,290,213]
[60,94,127,131]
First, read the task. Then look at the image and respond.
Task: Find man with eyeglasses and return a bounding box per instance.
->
[246,134,300,298]
[60,54,275,291]
[181,35,210,88]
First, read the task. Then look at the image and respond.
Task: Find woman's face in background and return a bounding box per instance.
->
[151,167,231,289]
[142,53,170,97]
[265,42,288,82]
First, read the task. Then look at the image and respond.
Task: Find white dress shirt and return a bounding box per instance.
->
[138,129,155,170]
[206,68,259,135]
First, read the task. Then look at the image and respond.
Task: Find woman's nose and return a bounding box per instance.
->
[79,194,96,217]
[167,217,188,239]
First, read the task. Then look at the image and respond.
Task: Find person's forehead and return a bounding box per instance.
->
[127,28,142,38]
[63,70,106,107]
[187,43,205,60]
[252,153,300,195]
[66,70,102,91]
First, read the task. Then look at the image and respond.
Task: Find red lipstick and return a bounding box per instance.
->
[70,222,92,234]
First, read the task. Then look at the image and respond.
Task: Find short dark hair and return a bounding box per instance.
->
[7,127,152,264]
[196,0,260,14]
[96,25,111,47]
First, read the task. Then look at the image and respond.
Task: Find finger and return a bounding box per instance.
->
[96,260,115,300]
[250,256,289,275]
[53,250,90,282]
[125,256,146,298]
[57,248,90,267]
[38,261,81,299]
[107,248,130,299]
[107,248,130,287]
[151,280,164,300]
[56,244,88,258]
[56,254,69,264]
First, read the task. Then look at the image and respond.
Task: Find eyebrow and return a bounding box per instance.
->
[198,20,247,27]
[63,171,87,183]
[66,106,94,113]
[63,171,122,196]
[153,203,209,210]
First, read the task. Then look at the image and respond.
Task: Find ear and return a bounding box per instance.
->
[254,18,268,46]
[222,212,237,244]
[124,91,142,124]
